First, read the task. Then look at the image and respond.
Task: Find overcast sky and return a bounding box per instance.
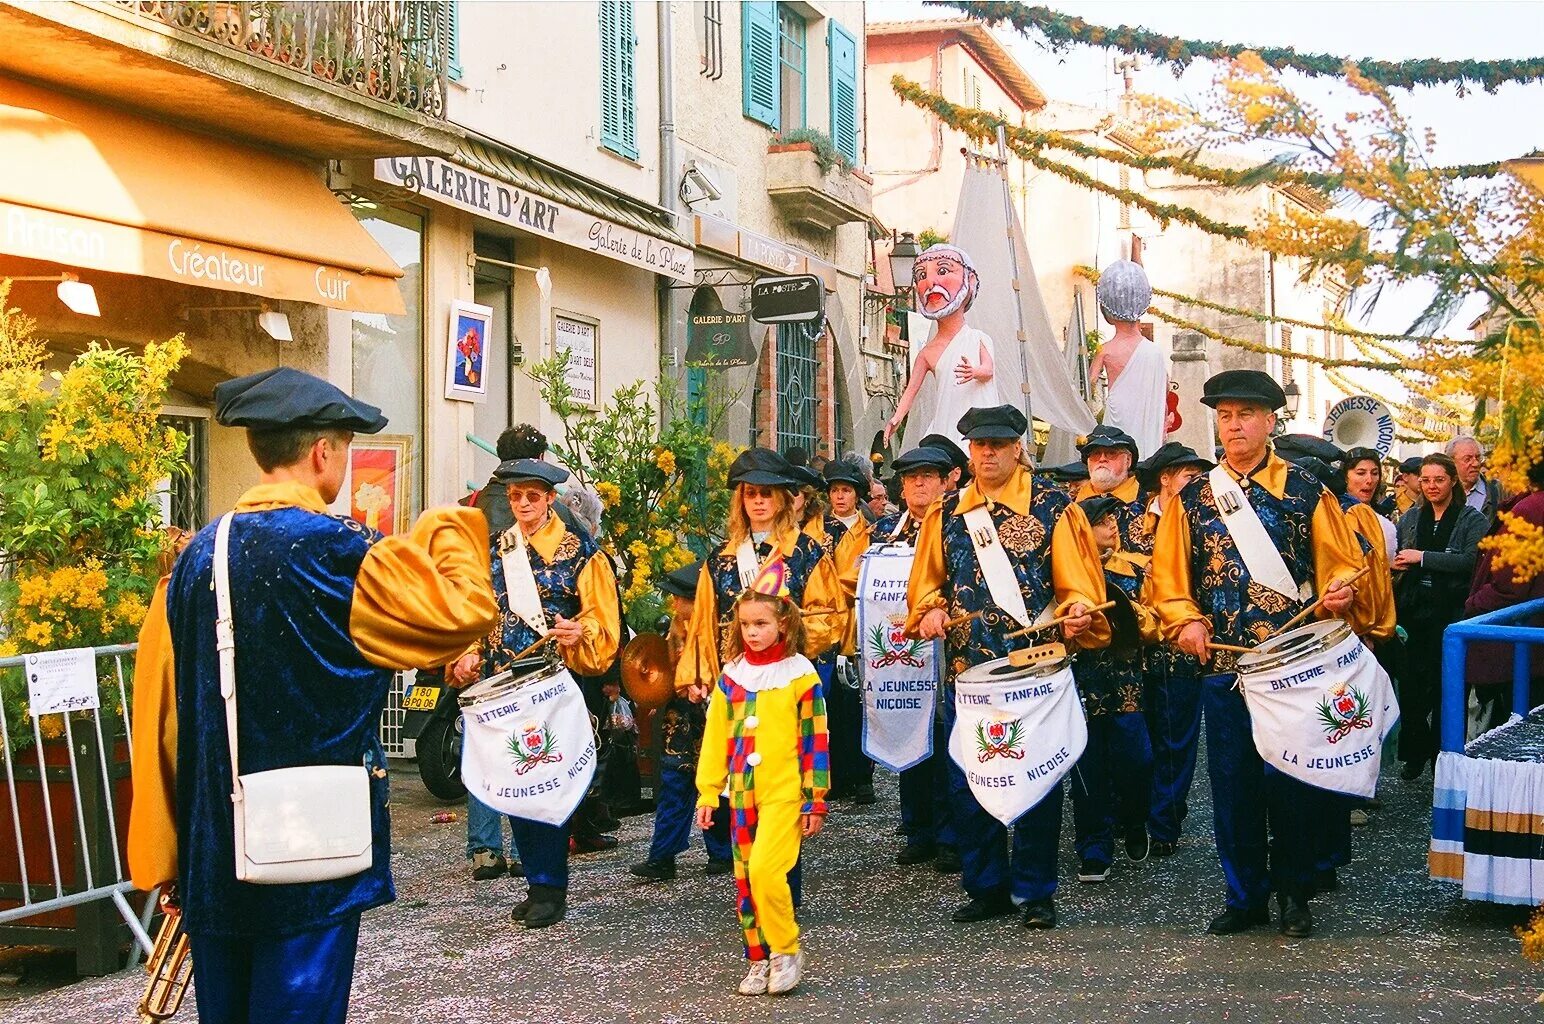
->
[867,0,1544,334]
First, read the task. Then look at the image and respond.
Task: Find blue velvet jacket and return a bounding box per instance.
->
[871,510,921,548]
[705,533,826,654]
[1075,558,1147,717]
[167,509,392,939]
[482,524,601,677]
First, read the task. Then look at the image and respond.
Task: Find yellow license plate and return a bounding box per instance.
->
[402,685,440,712]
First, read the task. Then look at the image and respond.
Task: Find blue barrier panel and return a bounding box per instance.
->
[1438,597,1544,751]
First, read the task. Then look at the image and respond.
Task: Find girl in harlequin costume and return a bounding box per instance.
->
[695,563,829,997]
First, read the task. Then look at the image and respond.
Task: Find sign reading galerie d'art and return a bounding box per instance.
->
[374,157,693,281]
[685,285,754,368]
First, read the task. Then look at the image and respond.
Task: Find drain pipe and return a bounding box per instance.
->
[658,1,682,396]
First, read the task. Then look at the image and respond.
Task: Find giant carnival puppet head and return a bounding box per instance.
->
[1095,260,1153,326]
[912,243,980,322]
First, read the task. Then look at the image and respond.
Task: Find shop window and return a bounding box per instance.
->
[777,6,806,132]
[600,1,639,160]
[775,320,821,454]
[828,20,858,163]
[351,205,425,520]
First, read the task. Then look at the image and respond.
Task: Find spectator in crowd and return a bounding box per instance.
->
[472,424,587,539]
[1393,453,1489,780]
[1464,456,1544,725]
[1394,456,1424,518]
[1342,447,1397,562]
[1447,436,1500,529]
[868,476,897,518]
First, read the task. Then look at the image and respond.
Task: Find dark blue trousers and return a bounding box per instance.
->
[1311,789,1354,874]
[898,717,955,850]
[1070,711,1153,865]
[1203,674,1317,910]
[942,692,1063,903]
[510,814,573,889]
[1144,660,1203,844]
[190,916,359,1024]
[823,658,874,793]
[646,765,731,862]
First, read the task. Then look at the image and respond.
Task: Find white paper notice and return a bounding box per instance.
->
[24,648,99,715]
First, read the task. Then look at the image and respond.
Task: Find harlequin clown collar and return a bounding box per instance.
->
[724,648,815,693]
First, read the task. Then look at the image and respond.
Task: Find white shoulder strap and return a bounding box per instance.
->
[889,512,911,543]
[735,538,760,588]
[961,504,1032,628]
[214,513,244,806]
[498,526,550,636]
[1206,466,1312,602]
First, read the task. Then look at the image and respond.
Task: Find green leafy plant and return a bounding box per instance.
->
[771,127,852,174]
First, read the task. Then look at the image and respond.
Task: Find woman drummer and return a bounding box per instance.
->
[677,449,845,698]
[449,458,621,929]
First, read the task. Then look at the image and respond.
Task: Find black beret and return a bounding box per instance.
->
[660,560,704,599]
[1290,455,1341,489]
[822,461,867,490]
[1274,433,1345,466]
[728,447,799,488]
[1044,461,1090,483]
[918,432,971,485]
[1078,495,1123,525]
[214,367,387,433]
[1078,424,1139,460]
[790,464,824,490]
[1136,442,1214,487]
[491,458,570,488]
[1200,369,1287,411]
[1398,456,1423,475]
[957,404,1028,440]
[892,446,954,475]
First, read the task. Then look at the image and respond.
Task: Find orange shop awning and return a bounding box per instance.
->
[0,75,404,314]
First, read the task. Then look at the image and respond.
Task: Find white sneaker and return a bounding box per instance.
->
[737,960,770,996]
[768,950,804,995]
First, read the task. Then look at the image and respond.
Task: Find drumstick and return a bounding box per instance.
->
[943,610,983,630]
[1002,601,1117,640]
[511,632,559,661]
[1269,566,1372,638]
[1205,642,1254,654]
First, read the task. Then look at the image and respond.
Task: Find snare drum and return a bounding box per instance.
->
[458,656,562,710]
[956,650,1071,686]
[1236,620,1356,678]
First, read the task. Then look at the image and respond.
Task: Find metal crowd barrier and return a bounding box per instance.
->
[0,644,156,975]
[1438,597,1544,751]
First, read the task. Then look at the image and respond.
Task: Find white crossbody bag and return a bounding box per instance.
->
[214,513,374,885]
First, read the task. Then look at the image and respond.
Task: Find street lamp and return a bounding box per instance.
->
[1283,381,1302,420]
[888,231,921,295]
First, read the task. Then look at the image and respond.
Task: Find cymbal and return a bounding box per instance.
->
[621,633,674,711]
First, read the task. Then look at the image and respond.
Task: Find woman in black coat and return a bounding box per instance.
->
[1392,453,1489,779]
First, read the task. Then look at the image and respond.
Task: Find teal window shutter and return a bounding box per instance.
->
[742,1,779,129]
[600,1,638,160]
[447,1,461,81]
[828,20,858,163]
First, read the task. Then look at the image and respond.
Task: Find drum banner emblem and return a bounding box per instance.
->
[976,717,1026,761]
[511,722,562,774]
[1317,683,1373,744]
[868,617,928,670]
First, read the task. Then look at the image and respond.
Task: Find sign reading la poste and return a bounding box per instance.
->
[374,157,693,282]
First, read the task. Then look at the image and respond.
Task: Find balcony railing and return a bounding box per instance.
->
[111,1,449,118]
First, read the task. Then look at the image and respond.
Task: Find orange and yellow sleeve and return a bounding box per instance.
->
[1311,494,1371,635]
[904,503,950,637]
[800,554,848,660]
[1051,503,1110,651]
[675,561,722,692]
[1151,495,1208,642]
[128,577,178,892]
[561,553,622,676]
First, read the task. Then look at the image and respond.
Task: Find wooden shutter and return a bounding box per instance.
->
[742,1,779,129]
[828,20,858,163]
[599,2,638,160]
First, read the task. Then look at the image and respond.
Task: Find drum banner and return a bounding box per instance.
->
[857,547,935,772]
[948,664,1088,826]
[460,668,597,825]
[1240,638,1400,799]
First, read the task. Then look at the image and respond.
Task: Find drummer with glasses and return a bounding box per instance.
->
[448,458,621,929]
[1151,371,1370,940]
[908,405,1109,931]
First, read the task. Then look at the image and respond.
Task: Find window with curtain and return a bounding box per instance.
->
[599,0,638,160]
[777,6,806,132]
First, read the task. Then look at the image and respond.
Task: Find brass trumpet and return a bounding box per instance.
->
[138,888,191,1023]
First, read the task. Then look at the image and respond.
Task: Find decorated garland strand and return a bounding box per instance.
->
[892,78,1503,194]
[1145,305,1403,373]
[933,1,1544,93]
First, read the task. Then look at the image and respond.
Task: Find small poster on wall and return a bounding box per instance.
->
[446,299,494,402]
[554,311,598,407]
[349,434,412,536]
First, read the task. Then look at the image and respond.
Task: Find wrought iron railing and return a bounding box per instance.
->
[110,1,449,118]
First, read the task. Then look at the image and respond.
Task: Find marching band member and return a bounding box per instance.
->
[908,405,1110,930]
[448,458,622,929]
[920,432,972,491]
[837,445,960,870]
[1152,371,1370,939]
[824,459,872,550]
[793,465,839,558]
[631,561,733,881]
[1133,443,1213,857]
[696,570,829,997]
[128,368,498,1024]
[822,459,875,804]
[1069,495,1159,881]
[1074,426,1151,554]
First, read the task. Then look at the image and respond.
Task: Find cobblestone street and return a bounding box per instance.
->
[3,743,1536,1024]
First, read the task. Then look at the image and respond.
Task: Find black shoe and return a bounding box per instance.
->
[951,893,1015,923]
[571,833,619,855]
[895,844,936,866]
[853,784,877,805]
[704,857,733,876]
[1314,868,1340,894]
[629,858,677,881]
[508,859,525,878]
[1124,829,1150,863]
[1206,906,1270,935]
[521,886,568,929]
[1277,893,1314,938]
[470,848,508,881]
[1400,759,1428,782]
[1077,858,1111,883]
[933,847,962,873]
[1149,839,1177,858]
[510,893,534,921]
[826,786,855,802]
[1020,899,1057,929]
